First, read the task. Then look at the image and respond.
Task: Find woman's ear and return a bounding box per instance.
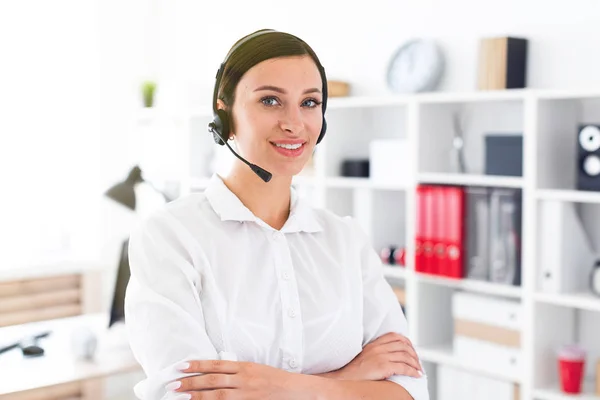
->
[216,99,233,140]
[216,99,227,112]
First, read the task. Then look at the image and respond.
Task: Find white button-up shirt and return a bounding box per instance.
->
[124,174,429,400]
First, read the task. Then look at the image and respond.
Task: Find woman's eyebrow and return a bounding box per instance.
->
[253,85,322,95]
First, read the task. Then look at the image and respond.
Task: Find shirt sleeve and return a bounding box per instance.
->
[124,209,230,400]
[346,216,430,400]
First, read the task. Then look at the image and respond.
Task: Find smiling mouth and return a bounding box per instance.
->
[270,142,306,150]
[270,141,307,157]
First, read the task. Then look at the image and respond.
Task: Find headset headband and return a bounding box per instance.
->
[212,29,328,115]
[212,30,278,115]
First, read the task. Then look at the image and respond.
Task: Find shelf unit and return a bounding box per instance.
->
[139,88,600,400]
[533,381,600,400]
[417,343,523,383]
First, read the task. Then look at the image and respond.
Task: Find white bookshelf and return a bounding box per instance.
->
[533,381,600,400]
[534,292,600,313]
[415,273,523,299]
[417,172,524,188]
[147,88,600,400]
[536,189,600,204]
[417,342,523,383]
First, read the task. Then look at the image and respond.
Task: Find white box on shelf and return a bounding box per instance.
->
[454,335,523,379]
[369,139,411,185]
[452,292,522,331]
[538,200,597,294]
[438,365,520,400]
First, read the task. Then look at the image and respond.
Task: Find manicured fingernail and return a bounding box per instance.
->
[172,394,191,400]
[176,362,190,371]
[418,370,423,377]
[165,381,181,391]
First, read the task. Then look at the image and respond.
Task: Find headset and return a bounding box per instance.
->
[207,29,328,183]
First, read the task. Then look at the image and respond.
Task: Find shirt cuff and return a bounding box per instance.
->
[387,373,430,400]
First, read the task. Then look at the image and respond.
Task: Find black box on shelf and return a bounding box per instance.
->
[341,159,369,177]
[484,134,523,177]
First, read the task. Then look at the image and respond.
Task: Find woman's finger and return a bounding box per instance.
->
[187,388,238,400]
[390,361,423,379]
[179,360,241,374]
[386,350,423,373]
[174,373,238,392]
[377,341,420,367]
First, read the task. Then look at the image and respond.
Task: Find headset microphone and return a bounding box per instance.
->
[208,122,273,183]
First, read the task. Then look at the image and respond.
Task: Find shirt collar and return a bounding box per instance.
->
[203,173,323,233]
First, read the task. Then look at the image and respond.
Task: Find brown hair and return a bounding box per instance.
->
[216,29,327,116]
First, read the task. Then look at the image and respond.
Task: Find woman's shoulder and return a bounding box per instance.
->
[130,192,216,240]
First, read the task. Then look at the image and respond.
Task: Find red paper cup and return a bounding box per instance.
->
[557,345,586,394]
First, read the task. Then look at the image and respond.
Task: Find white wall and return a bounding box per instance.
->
[1,0,599,262]
[142,0,600,107]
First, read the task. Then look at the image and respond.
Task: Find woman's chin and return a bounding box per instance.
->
[267,163,306,180]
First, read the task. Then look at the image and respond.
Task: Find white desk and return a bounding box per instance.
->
[0,313,141,399]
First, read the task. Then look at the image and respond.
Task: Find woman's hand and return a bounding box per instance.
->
[337,332,424,381]
[167,360,312,400]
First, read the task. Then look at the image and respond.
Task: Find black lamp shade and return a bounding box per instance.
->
[104,166,144,211]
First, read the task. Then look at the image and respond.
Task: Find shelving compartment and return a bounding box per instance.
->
[537,96,600,191]
[323,106,408,182]
[415,282,524,400]
[418,100,524,179]
[535,199,600,303]
[532,302,600,399]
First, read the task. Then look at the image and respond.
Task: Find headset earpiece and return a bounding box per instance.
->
[211,109,230,146]
[317,117,327,144]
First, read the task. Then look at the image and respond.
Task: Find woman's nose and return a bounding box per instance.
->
[279,107,304,134]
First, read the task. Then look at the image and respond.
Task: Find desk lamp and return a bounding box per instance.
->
[104,165,170,328]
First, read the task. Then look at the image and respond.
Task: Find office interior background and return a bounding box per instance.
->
[2,0,600,399]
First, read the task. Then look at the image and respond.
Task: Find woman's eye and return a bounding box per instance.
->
[302,98,321,108]
[261,97,280,107]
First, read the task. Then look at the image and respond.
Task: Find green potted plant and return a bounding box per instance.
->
[141,81,156,107]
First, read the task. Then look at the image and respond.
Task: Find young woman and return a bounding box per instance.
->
[124,29,429,400]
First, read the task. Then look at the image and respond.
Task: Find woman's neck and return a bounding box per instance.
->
[221,162,292,231]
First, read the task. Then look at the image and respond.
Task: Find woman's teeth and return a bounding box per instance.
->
[274,143,303,150]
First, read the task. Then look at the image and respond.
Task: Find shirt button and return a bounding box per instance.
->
[272,231,283,240]
[282,271,291,280]
[288,308,297,318]
[289,358,298,368]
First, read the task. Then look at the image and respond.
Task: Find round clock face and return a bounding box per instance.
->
[387,39,444,94]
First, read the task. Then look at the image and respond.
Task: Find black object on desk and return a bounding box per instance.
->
[0,331,51,358]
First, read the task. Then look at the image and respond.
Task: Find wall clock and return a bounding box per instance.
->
[387,38,445,94]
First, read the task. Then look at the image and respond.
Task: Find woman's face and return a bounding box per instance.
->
[227,55,324,178]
